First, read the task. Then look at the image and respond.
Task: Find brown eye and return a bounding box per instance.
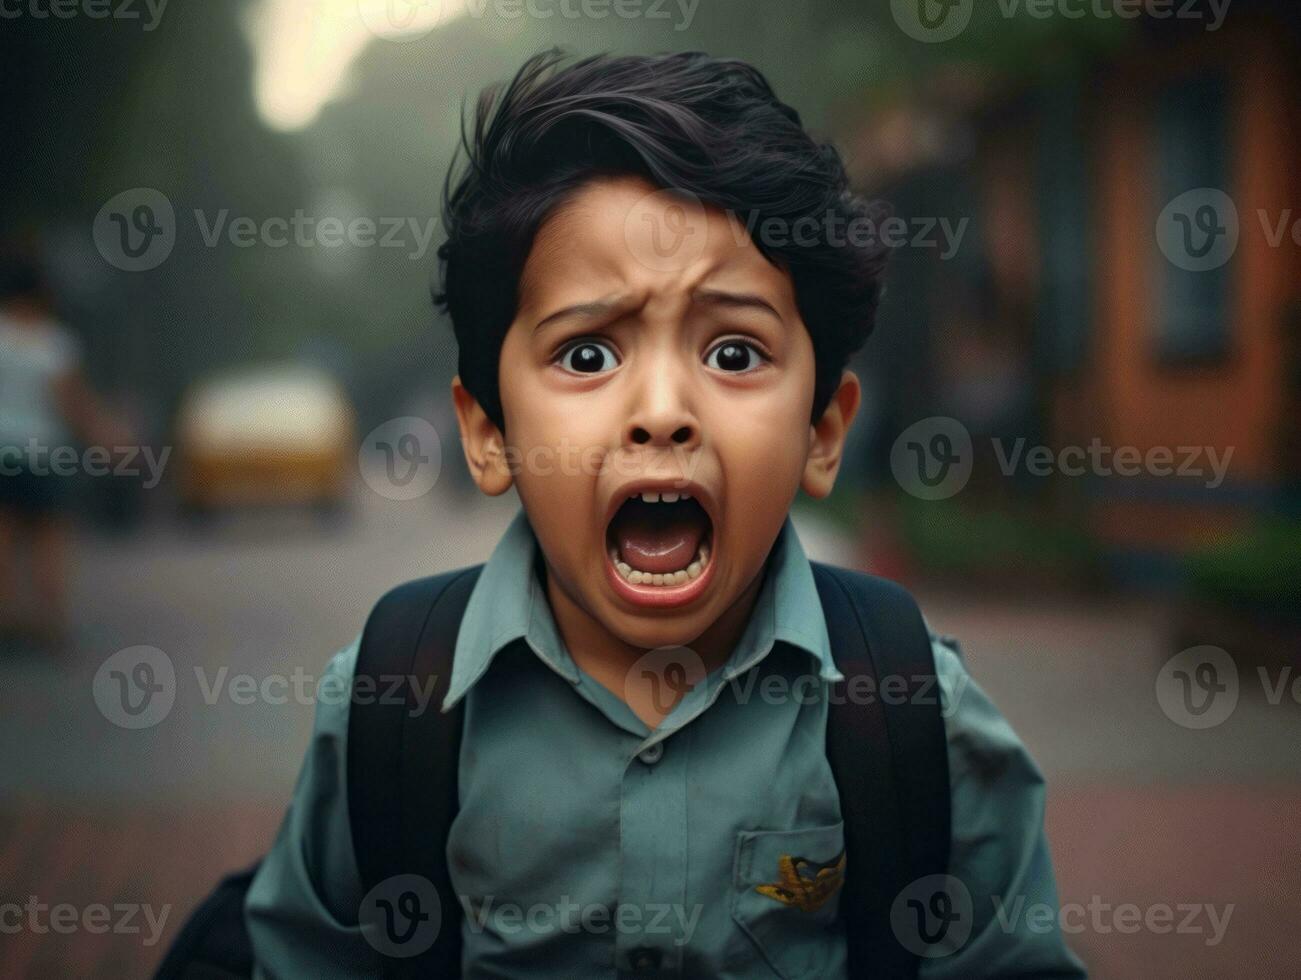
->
[706,340,762,373]
[559,340,618,374]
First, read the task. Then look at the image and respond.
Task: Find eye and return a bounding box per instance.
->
[705,339,765,373]
[557,339,619,375]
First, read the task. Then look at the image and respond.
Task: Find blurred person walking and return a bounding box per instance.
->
[0,256,129,651]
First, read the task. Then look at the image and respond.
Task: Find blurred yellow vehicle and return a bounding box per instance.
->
[175,365,356,517]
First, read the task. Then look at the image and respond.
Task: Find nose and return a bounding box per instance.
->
[623,358,701,450]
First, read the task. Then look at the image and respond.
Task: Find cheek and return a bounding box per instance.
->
[500,337,611,452]
[708,376,812,498]
[499,353,609,548]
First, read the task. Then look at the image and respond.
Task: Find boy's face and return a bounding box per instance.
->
[454,175,858,652]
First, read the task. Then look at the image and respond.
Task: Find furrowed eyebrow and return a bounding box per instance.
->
[534,299,623,333]
[534,289,782,332]
[692,288,784,324]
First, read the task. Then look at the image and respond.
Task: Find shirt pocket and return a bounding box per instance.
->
[731,822,847,980]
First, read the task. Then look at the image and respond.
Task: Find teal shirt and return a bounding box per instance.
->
[246,509,1085,978]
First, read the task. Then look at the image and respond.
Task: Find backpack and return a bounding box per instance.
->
[155,562,951,980]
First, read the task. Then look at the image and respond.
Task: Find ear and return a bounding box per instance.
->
[801,370,861,499]
[451,376,514,496]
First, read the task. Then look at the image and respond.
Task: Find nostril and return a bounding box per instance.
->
[671,426,692,444]
[631,427,651,445]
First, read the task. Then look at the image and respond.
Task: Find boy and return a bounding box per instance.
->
[244,52,1085,978]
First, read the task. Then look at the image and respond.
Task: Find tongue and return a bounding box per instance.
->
[615,508,706,574]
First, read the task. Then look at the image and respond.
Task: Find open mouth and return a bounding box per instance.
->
[604,489,715,606]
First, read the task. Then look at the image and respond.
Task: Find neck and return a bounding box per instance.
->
[542,558,770,726]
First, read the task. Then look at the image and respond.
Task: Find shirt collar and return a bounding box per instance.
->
[442,507,839,712]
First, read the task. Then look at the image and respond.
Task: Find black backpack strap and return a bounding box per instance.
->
[154,865,260,979]
[347,564,483,979]
[812,562,952,980]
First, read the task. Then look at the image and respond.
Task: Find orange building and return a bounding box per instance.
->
[856,1,1300,577]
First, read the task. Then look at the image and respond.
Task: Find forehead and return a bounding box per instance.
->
[517,175,798,317]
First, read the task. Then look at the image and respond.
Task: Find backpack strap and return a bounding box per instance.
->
[347,564,483,979]
[812,562,952,980]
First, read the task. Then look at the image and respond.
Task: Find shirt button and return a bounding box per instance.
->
[628,946,662,972]
[637,742,664,765]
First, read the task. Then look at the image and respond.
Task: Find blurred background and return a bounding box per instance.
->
[2,0,1298,976]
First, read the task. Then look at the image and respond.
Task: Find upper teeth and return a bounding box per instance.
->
[631,490,690,503]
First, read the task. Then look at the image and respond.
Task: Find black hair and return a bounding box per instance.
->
[435,49,890,432]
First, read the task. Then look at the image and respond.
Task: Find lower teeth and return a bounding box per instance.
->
[612,541,710,586]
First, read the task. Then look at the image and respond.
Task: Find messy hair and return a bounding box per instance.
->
[435,49,890,431]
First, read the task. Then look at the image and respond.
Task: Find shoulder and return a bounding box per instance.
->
[927,631,1046,793]
[312,637,361,738]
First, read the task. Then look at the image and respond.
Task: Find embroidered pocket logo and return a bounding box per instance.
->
[755,851,846,912]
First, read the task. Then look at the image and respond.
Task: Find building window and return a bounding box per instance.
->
[1155,73,1232,363]
[1036,83,1091,373]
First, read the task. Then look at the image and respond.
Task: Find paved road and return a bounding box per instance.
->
[1,484,1296,977]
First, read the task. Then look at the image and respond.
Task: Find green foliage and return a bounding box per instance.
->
[1183,519,1301,616]
[898,494,1099,578]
